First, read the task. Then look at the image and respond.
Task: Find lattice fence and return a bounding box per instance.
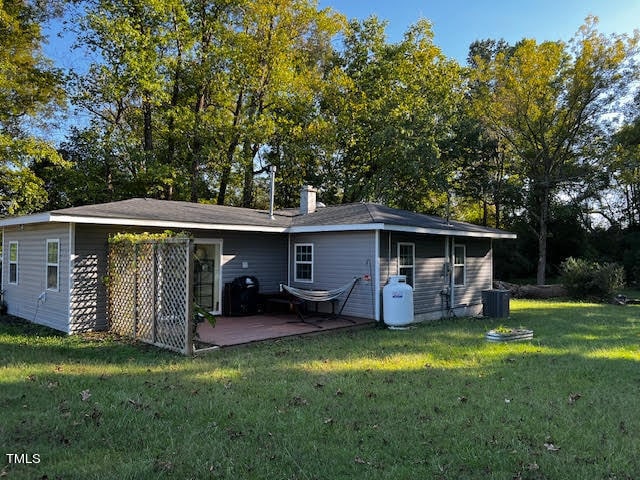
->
[108,238,193,355]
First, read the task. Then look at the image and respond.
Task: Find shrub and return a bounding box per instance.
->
[560,257,625,300]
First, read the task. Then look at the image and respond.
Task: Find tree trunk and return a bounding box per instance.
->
[142,98,153,151]
[536,187,549,285]
[217,89,245,205]
[217,165,231,205]
[241,140,258,208]
[189,91,207,203]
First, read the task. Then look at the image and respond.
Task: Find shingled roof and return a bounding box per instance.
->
[0,198,516,239]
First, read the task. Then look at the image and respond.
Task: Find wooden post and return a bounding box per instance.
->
[152,242,157,344]
[133,243,138,339]
[184,240,194,355]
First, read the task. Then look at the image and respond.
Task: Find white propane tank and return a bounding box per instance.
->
[383,275,414,328]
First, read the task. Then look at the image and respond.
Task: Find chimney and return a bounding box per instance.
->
[300,185,317,215]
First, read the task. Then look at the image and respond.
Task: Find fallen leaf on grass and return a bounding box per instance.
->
[619,421,628,435]
[568,393,582,405]
[153,459,173,472]
[457,396,468,403]
[324,417,333,424]
[543,442,560,452]
[336,389,344,396]
[289,396,308,407]
[85,406,102,426]
[354,456,384,469]
[80,390,91,402]
[127,398,146,410]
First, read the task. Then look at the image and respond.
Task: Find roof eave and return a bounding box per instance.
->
[382,224,517,239]
[1,213,288,233]
[0,212,52,227]
[0,213,517,239]
[288,223,516,238]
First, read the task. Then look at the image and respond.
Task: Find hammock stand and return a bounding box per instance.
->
[280,277,360,328]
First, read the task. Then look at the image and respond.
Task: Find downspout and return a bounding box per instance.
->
[1,227,4,300]
[449,237,455,311]
[374,230,380,321]
[287,233,291,287]
[490,239,494,288]
[387,231,392,280]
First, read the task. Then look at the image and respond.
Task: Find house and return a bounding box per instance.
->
[0,187,515,333]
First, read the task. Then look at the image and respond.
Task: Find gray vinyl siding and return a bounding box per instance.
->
[2,224,71,332]
[379,233,493,319]
[289,231,376,320]
[379,232,448,318]
[453,238,492,308]
[214,232,287,293]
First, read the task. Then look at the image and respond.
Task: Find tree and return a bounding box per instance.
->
[470,17,638,284]
[69,0,342,207]
[607,95,640,227]
[0,0,66,215]
[322,17,463,211]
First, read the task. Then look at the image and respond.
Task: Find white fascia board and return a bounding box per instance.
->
[290,223,516,239]
[382,224,517,239]
[44,214,289,233]
[288,223,384,233]
[0,213,52,227]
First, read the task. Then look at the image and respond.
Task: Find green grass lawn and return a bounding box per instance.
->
[1,298,639,479]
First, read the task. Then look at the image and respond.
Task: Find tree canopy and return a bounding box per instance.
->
[469,17,638,284]
[3,5,640,284]
[0,0,66,215]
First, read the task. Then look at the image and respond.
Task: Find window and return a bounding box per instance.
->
[294,243,313,282]
[453,244,466,286]
[46,239,60,290]
[398,243,415,287]
[8,242,18,284]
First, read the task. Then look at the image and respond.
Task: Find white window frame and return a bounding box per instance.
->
[46,239,60,291]
[294,243,314,283]
[193,239,223,315]
[8,241,18,285]
[453,244,466,286]
[397,242,415,287]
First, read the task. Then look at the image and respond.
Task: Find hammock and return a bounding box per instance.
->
[281,277,359,302]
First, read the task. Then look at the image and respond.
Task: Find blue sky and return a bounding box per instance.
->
[317,0,640,63]
[44,1,640,70]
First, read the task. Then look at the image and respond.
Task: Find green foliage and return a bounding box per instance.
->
[560,257,626,299]
[0,0,66,215]
[322,17,463,210]
[622,231,640,284]
[108,230,191,245]
[69,0,345,207]
[469,17,639,284]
